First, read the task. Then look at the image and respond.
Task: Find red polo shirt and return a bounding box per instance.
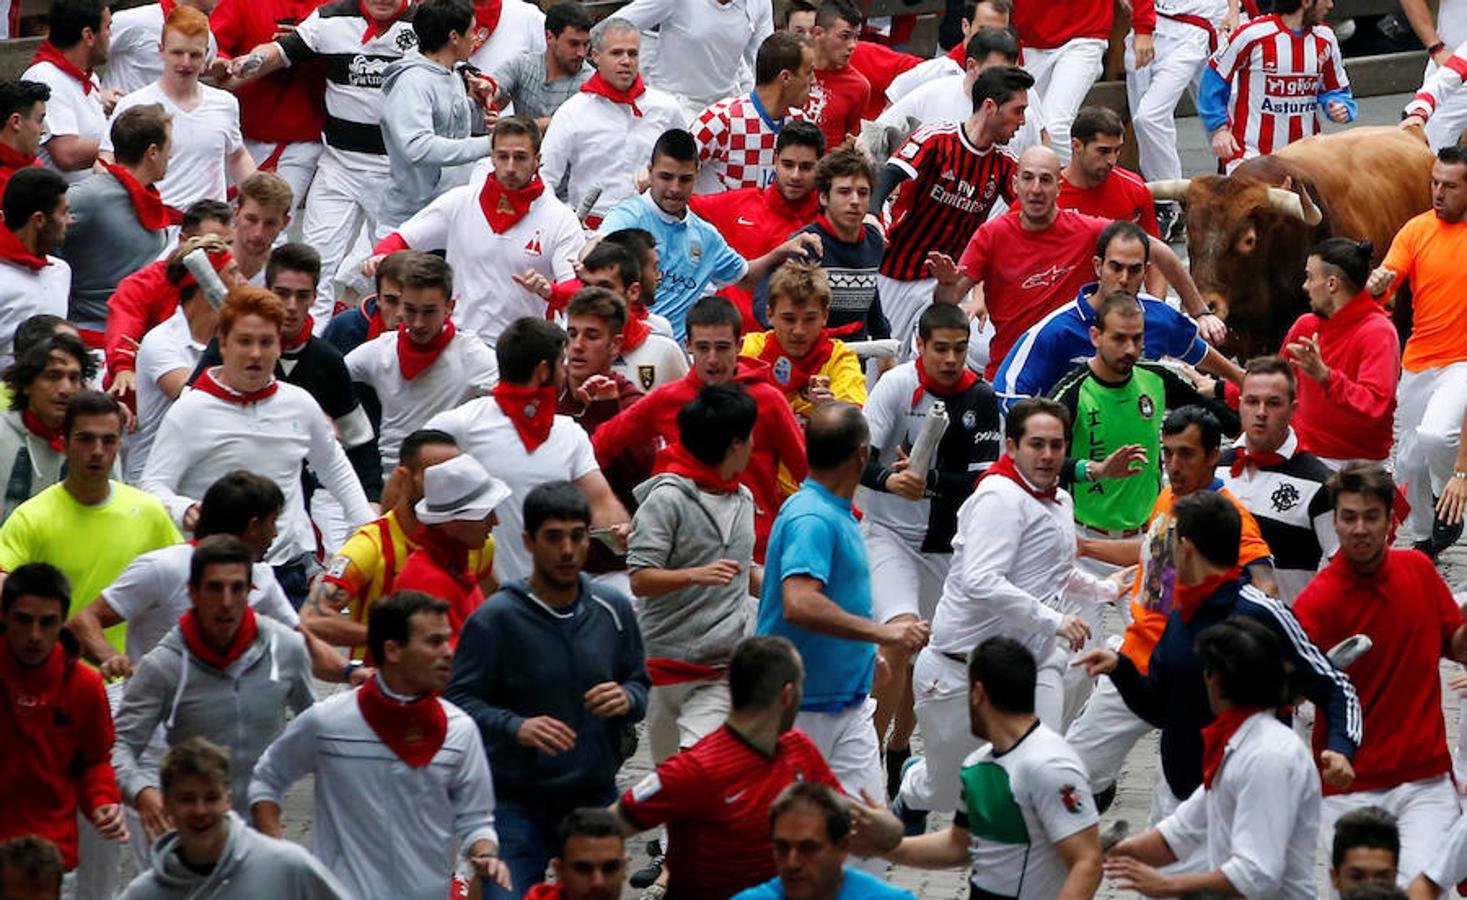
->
[1057,166,1160,238]
[1293,549,1463,795]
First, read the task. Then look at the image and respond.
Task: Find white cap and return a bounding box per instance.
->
[414,454,512,525]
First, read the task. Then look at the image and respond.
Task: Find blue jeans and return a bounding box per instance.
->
[487,791,616,899]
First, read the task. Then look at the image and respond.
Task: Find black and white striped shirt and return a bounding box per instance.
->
[1217,429,1337,604]
[276,0,418,157]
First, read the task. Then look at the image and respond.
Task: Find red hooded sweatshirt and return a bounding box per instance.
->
[593,358,807,560]
[0,631,120,869]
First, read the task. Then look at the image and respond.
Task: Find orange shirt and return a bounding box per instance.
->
[1117,483,1273,674]
[1383,211,1467,372]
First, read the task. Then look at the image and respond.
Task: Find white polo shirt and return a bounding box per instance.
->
[100,3,219,93]
[125,310,205,484]
[425,397,598,582]
[103,542,298,662]
[344,329,499,475]
[395,167,584,346]
[612,333,688,393]
[22,59,106,183]
[103,82,245,210]
[538,85,685,221]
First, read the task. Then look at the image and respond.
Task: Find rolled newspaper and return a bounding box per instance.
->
[844,338,901,361]
[181,248,230,310]
[906,400,949,482]
[576,185,603,224]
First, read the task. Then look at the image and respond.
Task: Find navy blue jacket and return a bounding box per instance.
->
[1110,577,1362,801]
[446,576,650,807]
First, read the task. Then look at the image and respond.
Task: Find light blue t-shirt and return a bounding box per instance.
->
[756,479,874,712]
[597,193,749,341]
[732,868,917,899]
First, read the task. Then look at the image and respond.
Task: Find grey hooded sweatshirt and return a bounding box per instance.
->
[627,473,756,666]
[112,616,314,815]
[119,811,349,899]
[380,51,491,228]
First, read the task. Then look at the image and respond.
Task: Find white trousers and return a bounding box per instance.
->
[864,521,950,624]
[875,275,937,362]
[646,678,731,765]
[302,151,390,328]
[1394,363,1467,541]
[899,647,1065,812]
[1124,18,1213,181]
[242,139,323,218]
[795,699,885,873]
[1064,676,1155,792]
[1422,57,1467,150]
[1021,39,1108,165]
[1320,775,1461,888]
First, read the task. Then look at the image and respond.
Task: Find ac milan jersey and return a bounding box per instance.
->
[1209,15,1349,159]
[881,122,1017,283]
[1057,167,1160,238]
[691,91,799,194]
[618,726,842,900]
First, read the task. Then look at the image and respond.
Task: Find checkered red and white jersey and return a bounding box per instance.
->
[690,92,804,194]
[1209,15,1349,159]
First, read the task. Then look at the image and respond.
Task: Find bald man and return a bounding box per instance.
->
[930,145,1224,378]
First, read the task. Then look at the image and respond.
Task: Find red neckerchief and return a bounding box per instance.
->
[397,321,456,380]
[176,248,234,291]
[283,316,313,353]
[815,212,863,243]
[653,442,742,494]
[1175,566,1242,623]
[580,71,646,116]
[758,331,834,392]
[103,163,171,231]
[158,0,176,13]
[1201,706,1266,789]
[365,302,388,341]
[946,42,965,66]
[0,642,70,744]
[620,303,652,353]
[1229,446,1286,478]
[0,224,48,271]
[31,41,94,94]
[178,606,258,670]
[0,142,37,174]
[193,367,280,406]
[912,356,977,408]
[356,674,448,767]
[492,382,557,452]
[20,409,64,451]
[359,0,408,43]
[479,173,545,234]
[470,0,503,53]
[979,453,1058,504]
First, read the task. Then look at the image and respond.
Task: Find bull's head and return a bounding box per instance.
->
[1148,175,1321,353]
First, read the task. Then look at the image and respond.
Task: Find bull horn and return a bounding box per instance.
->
[1147,178,1192,202]
[1265,187,1323,226]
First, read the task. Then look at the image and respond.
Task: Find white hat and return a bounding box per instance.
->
[415,454,512,526]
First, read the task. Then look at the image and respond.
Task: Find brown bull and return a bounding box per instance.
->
[1149,126,1434,357]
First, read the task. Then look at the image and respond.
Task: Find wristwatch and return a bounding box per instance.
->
[342,659,365,683]
[1453,471,1467,481]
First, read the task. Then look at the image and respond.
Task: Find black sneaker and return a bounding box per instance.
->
[885,746,911,801]
[630,840,664,889]
[1415,538,1441,561]
[1433,510,1464,555]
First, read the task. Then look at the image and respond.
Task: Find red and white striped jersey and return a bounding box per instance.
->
[1405,45,1467,121]
[1,0,19,39]
[1209,15,1349,160]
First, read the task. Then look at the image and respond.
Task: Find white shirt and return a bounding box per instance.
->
[140,380,374,564]
[611,333,688,393]
[617,0,772,111]
[100,3,219,93]
[1157,712,1320,900]
[103,82,246,210]
[125,310,205,485]
[396,167,583,346]
[248,686,499,900]
[426,397,599,582]
[1443,0,1467,49]
[538,86,686,220]
[467,0,546,80]
[886,56,961,105]
[0,255,70,368]
[875,73,1047,159]
[23,60,107,183]
[103,543,298,662]
[1424,805,1467,891]
[931,475,1091,658]
[344,329,499,475]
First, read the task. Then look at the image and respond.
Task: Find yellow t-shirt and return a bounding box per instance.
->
[323,509,495,659]
[0,482,183,653]
[1383,211,1467,372]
